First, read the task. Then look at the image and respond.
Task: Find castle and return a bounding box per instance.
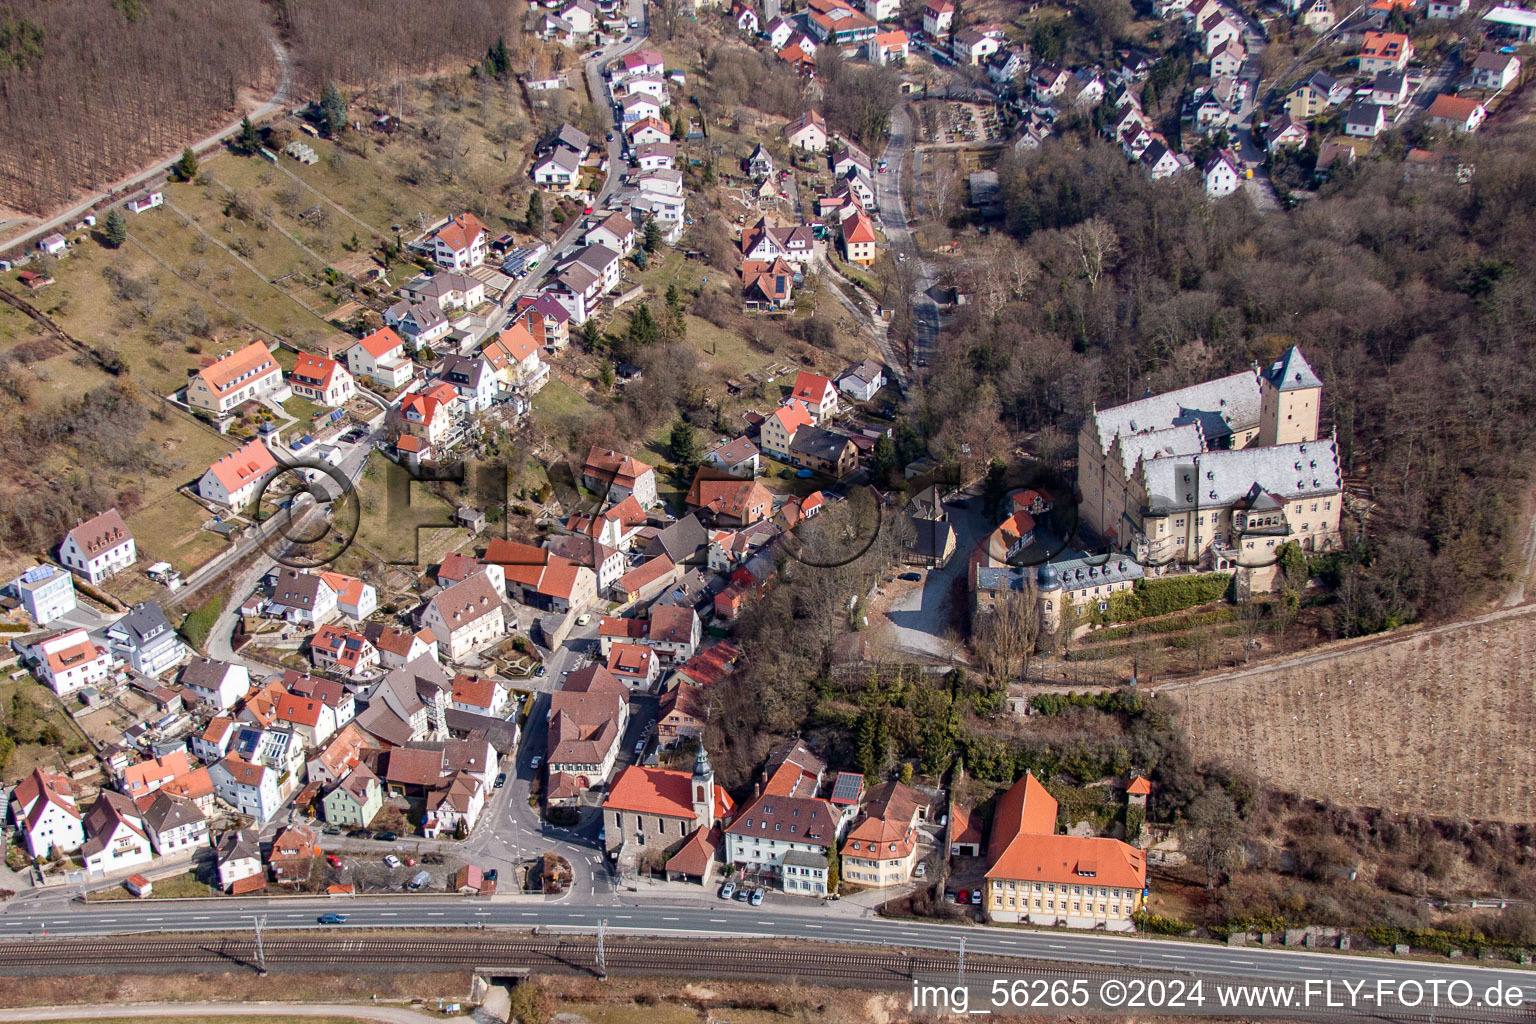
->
[1076,346,1343,572]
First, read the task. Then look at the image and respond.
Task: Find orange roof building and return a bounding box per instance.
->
[198,438,279,509]
[187,341,283,415]
[684,472,773,527]
[984,773,1146,929]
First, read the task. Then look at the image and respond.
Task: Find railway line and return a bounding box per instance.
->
[0,934,1520,1022]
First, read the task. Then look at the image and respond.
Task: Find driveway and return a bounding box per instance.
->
[876,104,940,377]
[874,497,987,658]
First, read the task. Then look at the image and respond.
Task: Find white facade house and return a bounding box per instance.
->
[197,439,279,510]
[420,571,506,662]
[180,659,249,710]
[1203,150,1241,196]
[11,768,84,858]
[81,792,153,876]
[186,341,284,417]
[22,627,110,696]
[345,327,416,389]
[106,602,187,677]
[58,508,137,585]
[268,568,339,626]
[8,565,77,626]
[289,351,356,406]
[210,756,283,823]
[837,360,886,402]
[430,213,490,271]
[141,792,209,856]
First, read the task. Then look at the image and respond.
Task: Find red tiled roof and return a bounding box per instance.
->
[205,439,278,495]
[197,341,278,398]
[355,326,407,359]
[434,212,488,254]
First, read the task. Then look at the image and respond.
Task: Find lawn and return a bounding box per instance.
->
[532,378,595,420]
[88,871,211,901]
[353,452,469,568]
[282,393,326,426]
[0,675,91,786]
[125,490,230,577]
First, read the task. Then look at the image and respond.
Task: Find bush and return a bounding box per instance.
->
[1095,572,1232,624]
[1133,909,1193,935]
[178,589,226,652]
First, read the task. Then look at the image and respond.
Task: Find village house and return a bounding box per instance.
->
[760,402,814,460]
[837,359,886,402]
[362,624,439,669]
[322,763,383,828]
[419,570,506,662]
[450,673,509,717]
[612,554,679,605]
[840,781,923,887]
[346,326,416,389]
[1285,71,1347,120]
[186,341,284,417]
[197,438,279,509]
[7,564,76,626]
[953,24,1006,64]
[210,755,282,822]
[268,823,319,884]
[1359,31,1413,74]
[1428,0,1467,15]
[215,829,263,892]
[782,110,830,152]
[922,0,954,36]
[480,321,551,395]
[384,301,451,348]
[21,627,110,696]
[1472,51,1521,90]
[268,568,339,626]
[397,385,457,447]
[633,141,677,171]
[583,447,658,505]
[1426,93,1487,133]
[430,213,490,271]
[788,427,858,478]
[81,791,153,875]
[607,641,662,691]
[180,658,249,710]
[545,667,631,803]
[1210,39,1245,78]
[106,601,187,677]
[625,116,672,147]
[437,354,498,414]
[785,371,840,423]
[12,768,84,858]
[704,436,761,478]
[118,750,193,800]
[868,28,909,64]
[192,716,237,765]
[1371,70,1409,107]
[286,672,357,727]
[1264,114,1310,151]
[602,747,733,882]
[984,773,1146,929]
[741,218,816,266]
[401,272,488,312]
[309,624,380,679]
[839,210,879,265]
[1203,149,1241,196]
[1344,100,1386,137]
[306,722,371,788]
[317,571,377,620]
[657,681,708,748]
[58,508,137,585]
[724,741,835,895]
[140,791,208,856]
[289,350,355,406]
[862,0,899,19]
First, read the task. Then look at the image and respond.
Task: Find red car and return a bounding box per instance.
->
[326,855,343,868]
[403,855,418,867]
[582,205,594,214]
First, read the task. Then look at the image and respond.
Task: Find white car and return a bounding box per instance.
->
[383,854,402,868]
[576,614,592,626]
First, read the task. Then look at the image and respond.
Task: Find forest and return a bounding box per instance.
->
[0,0,523,216]
[927,119,1536,637]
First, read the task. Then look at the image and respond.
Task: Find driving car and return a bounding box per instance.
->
[318,913,348,925]
[750,887,765,906]
[719,882,736,900]
[495,772,507,788]
[383,854,402,868]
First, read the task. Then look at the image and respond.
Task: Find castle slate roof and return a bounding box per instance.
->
[1091,369,1261,453]
[1260,346,1323,393]
[1139,439,1342,515]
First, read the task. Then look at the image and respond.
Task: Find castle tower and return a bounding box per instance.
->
[1036,561,1062,635]
[1258,346,1323,448]
[692,743,716,830]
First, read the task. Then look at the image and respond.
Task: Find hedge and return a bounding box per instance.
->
[1133,910,1193,935]
[1081,607,1236,644]
[178,589,227,653]
[1094,572,1233,624]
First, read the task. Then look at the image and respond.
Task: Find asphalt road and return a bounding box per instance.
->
[875,104,939,374]
[5,896,1536,998]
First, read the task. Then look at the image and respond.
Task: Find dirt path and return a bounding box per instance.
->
[0,1002,451,1024]
[1504,484,1536,608]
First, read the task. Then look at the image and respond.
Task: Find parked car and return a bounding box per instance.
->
[375,831,399,843]
[719,882,736,900]
[530,755,542,770]
[484,869,499,882]
[534,664,547,677]
[898,572,922,581]
[317,913,348,925]
[326,854,343,868]
[915,862,927,878]
[383,854,402,868]
[421,853,444,865]
[406,870,432,891]
[321,827,342,836]
[970,889,983,905]
[734,886,752,901]
[750,887,765,906]
[495,772,507,788]
[634,740,646,755]
[403,854,418,867]
[576,613,592,626]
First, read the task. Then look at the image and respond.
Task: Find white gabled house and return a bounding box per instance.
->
[11,768,84,858]
[346,327,417,390]
[210,755,282,823]
[58,508,136,584]
[198,438,279,510]
[180,658,249,710]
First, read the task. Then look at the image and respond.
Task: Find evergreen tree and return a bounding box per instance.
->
[101,208,127,248]
[598,361,615,391]
[643,219,662,253]
[871,433,897,484]
[669,417,700,468]
[664,284,687,339]
[627,303,658,347]
[172,147,198,182]
[982,457,1009,521]
[527,191,546,233]
[581,318,602,350]
[320,82,348,137]
[825,845,840,895]
[701,159,715,186]
[899,762,913,785]
[483,36,512,79]
[233,116,261,155]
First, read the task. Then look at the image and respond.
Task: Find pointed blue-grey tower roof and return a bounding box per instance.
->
[1262,346,1322,392]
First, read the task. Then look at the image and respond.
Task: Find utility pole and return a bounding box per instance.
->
[596,919,607,977]
[253,915,268,976]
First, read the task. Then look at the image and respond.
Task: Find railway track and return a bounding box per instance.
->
[0,935,1518,1022]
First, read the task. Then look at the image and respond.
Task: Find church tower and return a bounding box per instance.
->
[1258,346,1323,448]
[692,743,716,830]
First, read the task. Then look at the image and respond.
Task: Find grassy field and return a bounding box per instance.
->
[1170,607,1536,821]
[0,675,91,785]
[354,452,469,568]
[88,871,212,901]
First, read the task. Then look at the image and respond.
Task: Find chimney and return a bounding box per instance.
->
[325,345,334,360]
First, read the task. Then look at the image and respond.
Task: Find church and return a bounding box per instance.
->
[601,746,735,884]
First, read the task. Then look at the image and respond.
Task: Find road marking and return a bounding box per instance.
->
[708,918,727,923]
[519,912,537,916]
[146,917,163,922]
[427,912,444,917]
[1047,944,1065,949]
[193,916,209,920]
[662,916,679,921]
[806,924,822,929]
[1229,960,1255,965]
[1165,955,1186,960]
[615,915,632,920]
[379,913,397,917]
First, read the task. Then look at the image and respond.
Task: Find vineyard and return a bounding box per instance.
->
[1170,606,1536,822]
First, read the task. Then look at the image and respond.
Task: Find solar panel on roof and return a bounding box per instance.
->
[831,772,864,802]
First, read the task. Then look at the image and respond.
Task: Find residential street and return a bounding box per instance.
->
[875,105,940,374]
